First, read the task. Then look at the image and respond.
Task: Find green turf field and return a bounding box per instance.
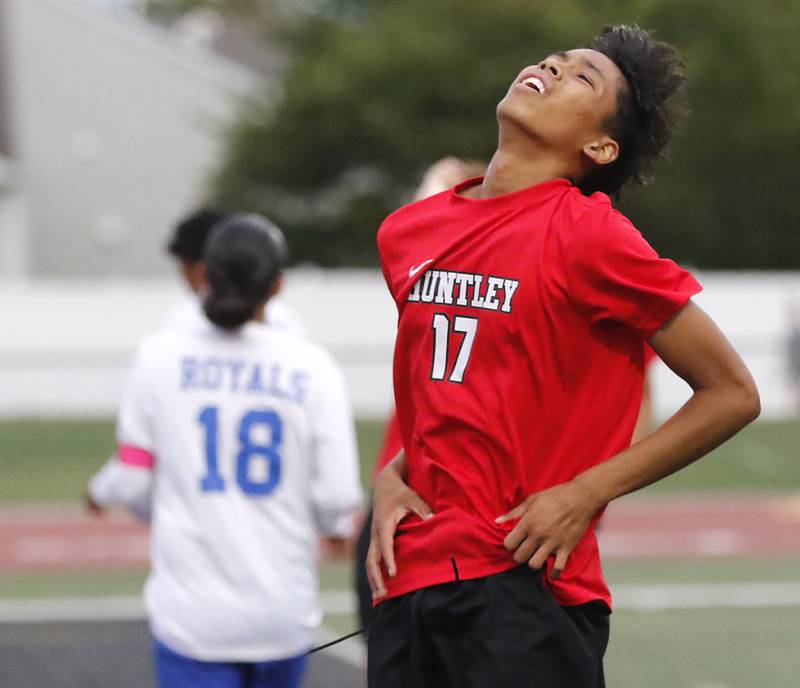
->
[606,605,800,687]
[2,418,800,503]
[0,418,385,503]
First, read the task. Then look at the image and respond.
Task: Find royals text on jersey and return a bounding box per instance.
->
[180,356,309,403]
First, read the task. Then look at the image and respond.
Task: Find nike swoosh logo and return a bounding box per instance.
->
[409,259,434,278]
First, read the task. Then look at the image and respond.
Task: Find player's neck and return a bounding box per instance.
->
[252,303,266,324]
[474,138,575,199]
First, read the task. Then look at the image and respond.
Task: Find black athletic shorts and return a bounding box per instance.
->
[367,564,609,688]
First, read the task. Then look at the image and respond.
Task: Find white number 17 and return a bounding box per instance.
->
[431,314,479,383]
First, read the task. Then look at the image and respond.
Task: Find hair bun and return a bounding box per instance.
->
[203,292,259,330]
[202,212,289,331]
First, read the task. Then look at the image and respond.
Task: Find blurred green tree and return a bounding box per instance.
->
[210,0,800,268]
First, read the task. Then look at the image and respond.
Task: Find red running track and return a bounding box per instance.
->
[1,495,799,572]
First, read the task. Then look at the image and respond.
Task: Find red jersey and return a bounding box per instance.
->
[373,412,403,481]
[377,178,701,608]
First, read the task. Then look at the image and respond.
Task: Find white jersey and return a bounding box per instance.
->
[90,296,306,523]
[98,321,361,661]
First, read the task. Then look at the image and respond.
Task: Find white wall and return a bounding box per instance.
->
[2,0,260,278]
[1,271,799,421]
[652,271,800,420]
[0,270,397,418]
[0,185,28,281]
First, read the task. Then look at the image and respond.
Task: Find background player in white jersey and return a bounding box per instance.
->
[87,207,305,520]
[86,213,362,688]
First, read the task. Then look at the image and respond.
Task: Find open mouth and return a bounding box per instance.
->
[521,76,546,94]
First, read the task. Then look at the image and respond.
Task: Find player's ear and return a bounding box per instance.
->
[582,136,619,166]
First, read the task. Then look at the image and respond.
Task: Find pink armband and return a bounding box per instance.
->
[118,444,155,469]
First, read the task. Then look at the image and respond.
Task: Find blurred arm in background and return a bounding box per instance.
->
[85,338,157,519]
[85,454,153,521]
[412,157,487,202]
[308,351,363,556]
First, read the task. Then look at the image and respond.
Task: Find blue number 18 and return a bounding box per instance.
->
[197,406,283,497]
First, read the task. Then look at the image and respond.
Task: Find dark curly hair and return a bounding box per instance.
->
[579,25,687,199]
[166,207,229,262]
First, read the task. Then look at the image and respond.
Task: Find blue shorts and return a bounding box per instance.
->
[153,638,308,688]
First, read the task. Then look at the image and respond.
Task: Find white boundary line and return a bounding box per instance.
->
[3,583,800,625]
[0,592,354,624]
[613,582,800,611]
[0,595,145,623]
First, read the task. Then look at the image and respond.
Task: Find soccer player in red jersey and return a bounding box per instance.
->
[366,25,761,688]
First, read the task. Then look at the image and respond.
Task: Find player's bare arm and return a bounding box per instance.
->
[497,300,760,577]
[366,450,433,599]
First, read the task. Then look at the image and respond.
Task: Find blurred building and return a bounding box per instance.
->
[0,0,271,278]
